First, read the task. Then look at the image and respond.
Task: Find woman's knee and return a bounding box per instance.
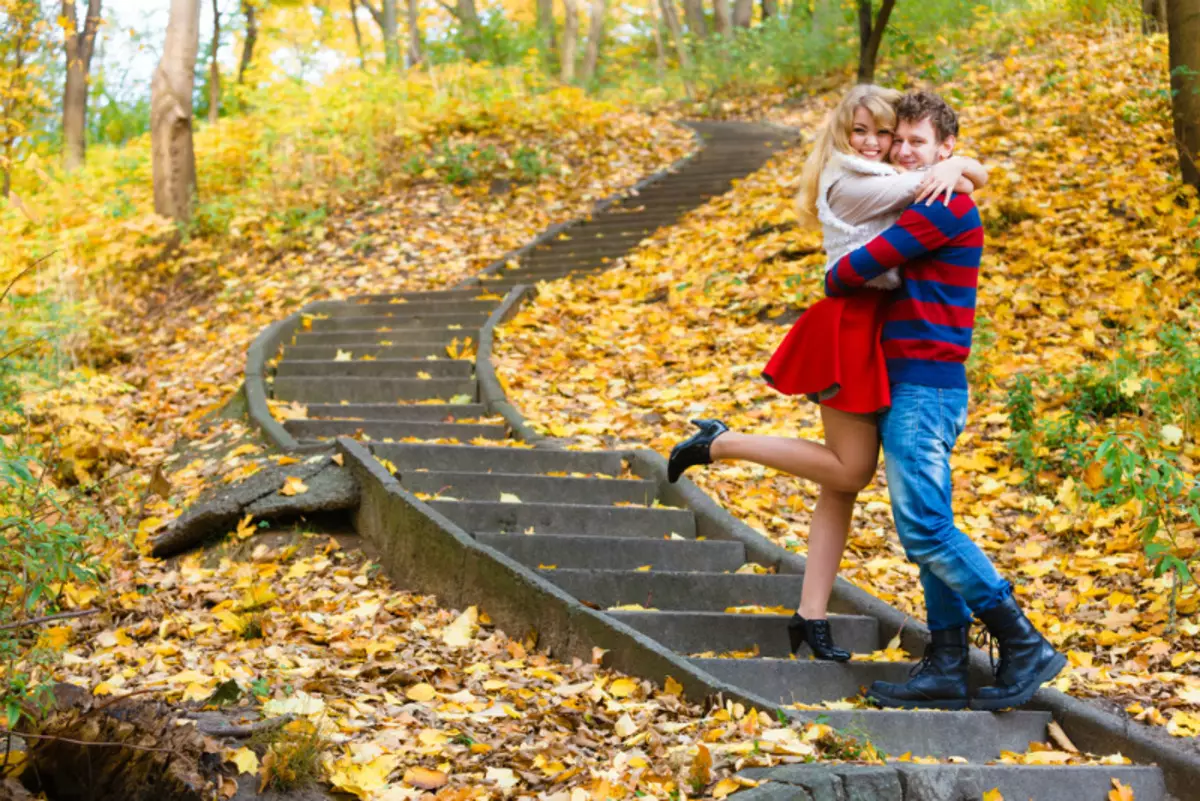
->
[827,457,879,493]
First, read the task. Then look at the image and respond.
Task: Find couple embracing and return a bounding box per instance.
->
[667,88,1066,712]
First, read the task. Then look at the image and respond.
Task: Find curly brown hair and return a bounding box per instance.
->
[896,91,959,142]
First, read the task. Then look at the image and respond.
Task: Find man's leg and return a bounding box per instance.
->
[873,383,1064,712]
[880,384,1011,615]
[864,384,976,709]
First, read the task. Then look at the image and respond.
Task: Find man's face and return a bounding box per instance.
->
[890,116,956,169]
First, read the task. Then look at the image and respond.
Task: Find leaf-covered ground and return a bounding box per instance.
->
[495,25,1200,739]
[5,14,1197,801]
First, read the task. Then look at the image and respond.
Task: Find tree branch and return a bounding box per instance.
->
[0,609,100,633]
[359,0,385,27]
[79,0,103,66]
[193,714,294,738]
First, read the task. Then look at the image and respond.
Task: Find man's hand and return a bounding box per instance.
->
[864,269,902,291]
[916,159,967,206]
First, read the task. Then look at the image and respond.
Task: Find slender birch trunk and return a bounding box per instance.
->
[237,0,256,83]
[580,0,608,82]
[62,0,103,171]
[561,0,579,82]
[712,0,731,36]
[1168,0,1200,187]
[208,0,220,124]
[732,0,751,28]
[151,0,201,222]
[683,0,706,37]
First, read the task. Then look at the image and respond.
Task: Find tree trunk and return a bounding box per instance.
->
[1168,0,1200,188]
[580,0,607,82]
[760,0,776,19]
[237,0,256,83]
[1142,0,1167,34]
[61,0,103,172]
[712,0,730,36]
[659,0,693,96]
[537,0,556,57]
[382,0,400,66]
[349,0,367,68]
[151,0,201,223]
[561,0,579,82]
[454,0,483,60]
[732,0,751,28]
[208,0,220,124]
[407,0,421,65]
[650,0,666,79]
[683,0,707,37]
[856,0,896,83]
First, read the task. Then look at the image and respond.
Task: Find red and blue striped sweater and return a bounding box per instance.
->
[824,194,983,389]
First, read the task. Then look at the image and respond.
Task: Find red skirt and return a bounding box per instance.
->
[762,292,891,414]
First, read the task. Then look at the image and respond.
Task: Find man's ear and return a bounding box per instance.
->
[938,134,957,160]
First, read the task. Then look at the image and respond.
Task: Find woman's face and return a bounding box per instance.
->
[849,106,893,162]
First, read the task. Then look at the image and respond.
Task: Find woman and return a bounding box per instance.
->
[666,85,988,661]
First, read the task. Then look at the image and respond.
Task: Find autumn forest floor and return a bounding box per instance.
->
[4,12,1200,801]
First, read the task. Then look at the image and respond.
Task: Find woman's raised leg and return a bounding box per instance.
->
[709,407,880,494]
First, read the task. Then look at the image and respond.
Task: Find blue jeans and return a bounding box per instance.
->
[879,383,1012,631]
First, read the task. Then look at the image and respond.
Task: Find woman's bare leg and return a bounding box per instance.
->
[795,407,879,619]
[708,407,880,493]
[797,487,857,619]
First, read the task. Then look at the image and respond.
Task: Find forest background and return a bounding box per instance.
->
[1,0,1200,796]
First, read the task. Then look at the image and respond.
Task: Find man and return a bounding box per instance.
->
[825,91,1066,712]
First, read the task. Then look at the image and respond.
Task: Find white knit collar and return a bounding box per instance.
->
[826,150,899,177]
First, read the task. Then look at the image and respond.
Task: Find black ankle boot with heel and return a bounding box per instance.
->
[667,419,729,483]
[788,613,851,662]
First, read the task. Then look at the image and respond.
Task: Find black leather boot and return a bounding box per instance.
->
[970,595,1067,711]
[667,419,729,483]
[866,627,970,710]
[788,613,851,662]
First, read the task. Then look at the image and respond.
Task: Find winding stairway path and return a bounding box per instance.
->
[251,122,1180,800]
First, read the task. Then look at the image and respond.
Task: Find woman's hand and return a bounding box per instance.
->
[915,158,968,206]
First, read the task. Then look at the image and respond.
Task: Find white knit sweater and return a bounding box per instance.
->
[817,152,907,273]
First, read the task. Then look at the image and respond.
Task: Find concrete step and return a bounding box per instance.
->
[292,329,470,347]
[272,376,476,403]
[310,312,491,332]
[426,499,696,538]
[372,442,625,475]
[549,228,660,244]
[520,247,633,266]
[538,568,805,611]
[691,657,918,705]
[508,263,609,278]
[275,358,472,379]
[282,344,465,360]
[567,214,681,230]
[739,764,1165,801]
[485,271,602,290]
[347,288,494,303]
[607,610,880,658]
[283,418,506,442]
[305,299,500,317]
[304,403,487,421]
[779,709,1052,762]
[400,471,659,505]
[478,533,744,572]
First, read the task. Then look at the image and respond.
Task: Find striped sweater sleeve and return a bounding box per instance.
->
[824,203,954,297]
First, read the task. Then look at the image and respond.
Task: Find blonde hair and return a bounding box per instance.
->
[795,84,902,228]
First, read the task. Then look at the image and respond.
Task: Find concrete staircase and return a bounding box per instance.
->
[258,122,1172,800]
